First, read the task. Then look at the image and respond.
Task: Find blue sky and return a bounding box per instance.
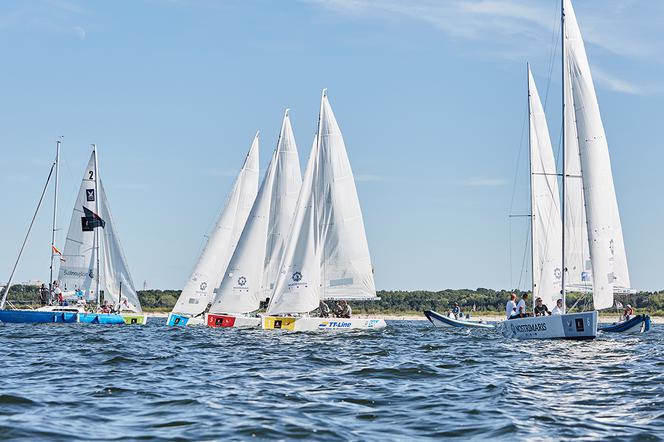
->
[0,0,662,292]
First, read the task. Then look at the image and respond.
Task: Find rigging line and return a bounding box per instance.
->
[543,0,561,109]
[1,162,56,309]
[508,102,528,215]
[517,221,531,291]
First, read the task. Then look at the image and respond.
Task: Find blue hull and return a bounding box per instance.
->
[166,313,190,326]
[599,315,651,333]
[0,310,125,325]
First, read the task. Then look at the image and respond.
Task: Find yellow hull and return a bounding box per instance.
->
[121,314,148,325]
[262,316,297,331]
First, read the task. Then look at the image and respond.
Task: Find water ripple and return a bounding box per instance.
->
[0,319,662,440]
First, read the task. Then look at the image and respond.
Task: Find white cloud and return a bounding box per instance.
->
[591,67,642,96]
[73,25,85,39]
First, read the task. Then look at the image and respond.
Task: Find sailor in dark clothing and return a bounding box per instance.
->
[533,297,551,317]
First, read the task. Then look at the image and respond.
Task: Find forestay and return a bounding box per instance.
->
[267,92,377,315]
[564,0,630,309]
[98,181,141,312]
[211,111,302,314]
[528,68,562,309]
[58,152,99,300]
[171,134,260,316]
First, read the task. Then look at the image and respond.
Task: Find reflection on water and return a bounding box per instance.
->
[0,320,662,440]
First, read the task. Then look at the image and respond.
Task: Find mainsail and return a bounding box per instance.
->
[58,151,99,300]
[98,181,141,312]
[267,91,377,315]
[563,0,630,309]
[528,67,562,309]
[171,134,260,316]
[210,111,302,314]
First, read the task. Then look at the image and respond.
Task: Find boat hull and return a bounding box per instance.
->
[599,315,651,334]
[499,311,598,340]
[423,310,495,329]
[205,313,260,328]
[0,309,125,325]
[166,313,205,327]
[121,314,148,325]
[261,316,387,331]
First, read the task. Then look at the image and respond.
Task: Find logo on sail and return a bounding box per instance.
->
[554,267,562,280]
[200,282,208,291]
[292,271,303,282]
[238,276,247,286]
[86,189,95,202]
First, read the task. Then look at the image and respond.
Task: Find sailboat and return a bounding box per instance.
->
[167,134,259,326]
[58,146,147,324]
[0,142,140,325]
[502,0,634,339]
[206,110,302,328]
[261,91,387,332]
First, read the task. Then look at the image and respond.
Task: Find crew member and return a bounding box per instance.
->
[534,297,550,316]
[551,299,563,315]
[319,301,331,317]
[506,293,518,319]
[451,302,461,319]
[623,304,634,321]
[515,293,529,318]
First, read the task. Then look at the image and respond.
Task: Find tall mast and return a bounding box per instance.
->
[527,64,535,309]
[317,89,326,300]
[93,144,102,306]
[560,0,567,313]
[49,139,61,297]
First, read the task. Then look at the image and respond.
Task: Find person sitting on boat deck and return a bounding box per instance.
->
[506,293,518,319]
[100,302,110,314]
[319,300,331,317]
[336,300,352,318]
[75,287,84,299]
[451,302,461,319]
[514,293,530,318]
[39,283,48,306]
[533,297,551,316]
[551,299,563,315]
[623,304,634,321]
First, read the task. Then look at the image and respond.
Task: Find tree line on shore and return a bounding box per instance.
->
[3,284,663,315]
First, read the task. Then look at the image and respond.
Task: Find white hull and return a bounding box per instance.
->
[498,311,597,340]
[262,316,387,331]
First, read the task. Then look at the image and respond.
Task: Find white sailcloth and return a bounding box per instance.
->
[211,111,302,314]
[267,92,377,315]
[98,181,141,312]
[171,134,260,316]
[528,68,562,309]
[58,151,99,300]
[564,0,630,309]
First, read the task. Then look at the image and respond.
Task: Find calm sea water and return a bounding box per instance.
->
[0,319,662,441]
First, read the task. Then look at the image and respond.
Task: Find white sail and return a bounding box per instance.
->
[267,92,377,315]
[564,0,630,309]
[528,68,562,309]
[211,111,302,314]
[98,181,141,312]
[58,151,99,301]
[171,134,260,316]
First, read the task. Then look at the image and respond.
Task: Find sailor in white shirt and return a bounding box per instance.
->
[551,299,564,315]
[515,293,529,317]
[505,293,518,319]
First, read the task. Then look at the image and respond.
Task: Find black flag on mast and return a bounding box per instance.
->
[81,206,106,231]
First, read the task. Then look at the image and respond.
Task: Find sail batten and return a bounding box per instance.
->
[171,135,260,316]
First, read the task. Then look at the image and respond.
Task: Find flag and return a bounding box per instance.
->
[52,245,66,262]
[81,206,106,231]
